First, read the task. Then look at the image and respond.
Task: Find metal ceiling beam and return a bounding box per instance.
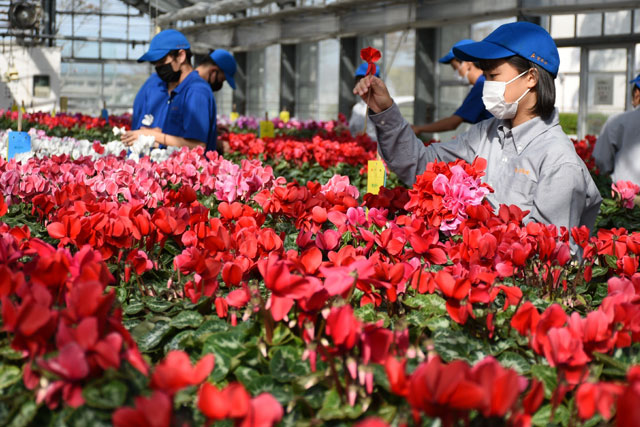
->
[157,0,277,26]
[175,0,640,52]
[185,0,414,52]
[520,0,640,14]
[175,0,409,28]
[119,0,194,17]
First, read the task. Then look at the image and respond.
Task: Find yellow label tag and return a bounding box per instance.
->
[367,160,386,195]
[230,112,239,122]
[279,110,290,123]
[10,103,18,112]
[60,97,68,113]
[259,120,275,138]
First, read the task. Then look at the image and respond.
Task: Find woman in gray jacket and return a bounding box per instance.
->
[354,22,601,236]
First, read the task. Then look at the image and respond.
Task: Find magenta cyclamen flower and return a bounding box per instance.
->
[612,180,640,209]
[432,165,490,233]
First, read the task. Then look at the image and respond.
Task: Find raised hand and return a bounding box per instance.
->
[352,75,393,114]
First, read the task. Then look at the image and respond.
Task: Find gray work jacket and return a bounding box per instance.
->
[593,107,640,185]
[370,103,602,232]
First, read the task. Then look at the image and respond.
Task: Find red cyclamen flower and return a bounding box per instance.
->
[360,47,381,76]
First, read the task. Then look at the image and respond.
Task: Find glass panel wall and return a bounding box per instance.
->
[317,39,339,121]
[55,0,153,114]
[247,48,266,117]
[586,48,628,135]
[295,42,319,119]
[385,30,415,121]
[265,44,282,118]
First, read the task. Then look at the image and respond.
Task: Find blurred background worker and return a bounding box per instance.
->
[196,49,237,93]
[593,74,640,185]
[123,29,217,152]
[412,39,492,136]
[196,49,237,153]
[349,62,380,141]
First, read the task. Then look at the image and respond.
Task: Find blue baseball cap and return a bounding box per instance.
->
[630,74,640,90]
[209,49,237,90]
[453,22,560,77]
[355,63,380,78]
[439,39,475,64]
[138,29,190,63]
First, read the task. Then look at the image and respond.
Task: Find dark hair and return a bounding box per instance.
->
[195,50,218,68]
[633,85,640,96]
[198,55,217,66]
[168,49,193,65]
[478,56,556,120]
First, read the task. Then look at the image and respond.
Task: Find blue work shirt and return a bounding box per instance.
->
[162,70,217,152]
[454,75,493,124]
[132,73,169,130]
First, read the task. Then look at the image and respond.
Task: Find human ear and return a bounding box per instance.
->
[177,49,187,65]
[525,68,538,89]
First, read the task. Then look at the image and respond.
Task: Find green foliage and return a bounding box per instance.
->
[558,112,577,135]
[0,115,119,142]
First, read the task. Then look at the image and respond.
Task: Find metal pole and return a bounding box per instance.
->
[577,47,589,138]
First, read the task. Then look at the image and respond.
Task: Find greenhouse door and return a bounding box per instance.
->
[578,45,636,137]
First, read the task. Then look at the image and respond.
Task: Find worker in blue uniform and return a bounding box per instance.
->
[413,39,492,136]
[123,29,217,152]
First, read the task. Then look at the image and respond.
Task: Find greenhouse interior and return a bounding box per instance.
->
[1,0,640,425]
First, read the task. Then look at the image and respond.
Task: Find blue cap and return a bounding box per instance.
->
[355,63,380,78]
[630,74,640,90]
[453,22,560,77]
[138,29,190,63]
[209,49,237,90]
[439,39,475,64]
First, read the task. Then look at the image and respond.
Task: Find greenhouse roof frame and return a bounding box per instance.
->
[119,0,640,52]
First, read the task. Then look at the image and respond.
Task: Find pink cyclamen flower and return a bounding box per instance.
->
[612,180,640,209]
[321,175,360,199]
[432,165,490,233]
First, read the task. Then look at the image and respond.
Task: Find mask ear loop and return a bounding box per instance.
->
[515,68,537,102]
[506,68,531,85]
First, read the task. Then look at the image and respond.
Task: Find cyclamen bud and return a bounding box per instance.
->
[348,385,358,407]
[347,358,358,379]
[358,365,366,386]
[258,341,268,358]
[365,370,374,394]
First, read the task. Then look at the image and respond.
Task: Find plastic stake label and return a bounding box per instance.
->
[259,120,275,138]
[367,160,386,195]
[230,112,239,122]
[8,131,31,160]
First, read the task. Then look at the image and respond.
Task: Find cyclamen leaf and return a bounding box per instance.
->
[6,401,37,427]
[0,365,21,390]
[145,298,174,313]
[269,347,310,383]
[531,365,557,399]
[123,301,144,315]
[317,388,367,420]
[82,380,127,409]
[497,351,531,375]
[169,310,204,329]
[138,321,173,352]
[163,330,196,353]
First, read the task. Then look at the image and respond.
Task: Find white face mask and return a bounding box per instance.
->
[455,66,470,84]
[482,69,531,120]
